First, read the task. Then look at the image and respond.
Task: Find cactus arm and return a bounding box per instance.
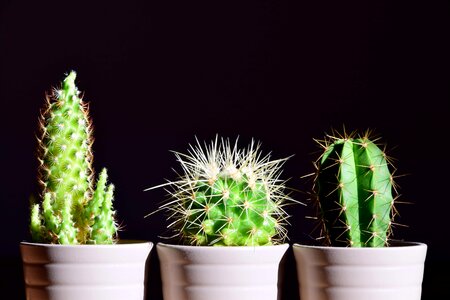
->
[57,196,78,245]
[85,168,108,225]
[30,204,43,242]
[42,192,61,242]
[91,183,117,244]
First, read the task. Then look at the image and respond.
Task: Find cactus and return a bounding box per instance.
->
[29,71,118,245]
[146,137,294,246]
[312,129,397,247]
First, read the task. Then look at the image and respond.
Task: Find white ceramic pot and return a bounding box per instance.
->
[20,240,153,300]
[157,243,289,300]
[293,241,427,300]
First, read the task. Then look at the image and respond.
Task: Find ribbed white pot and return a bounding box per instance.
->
[20,240,153,300]
[293,241,427,300]
[157,243,289,300]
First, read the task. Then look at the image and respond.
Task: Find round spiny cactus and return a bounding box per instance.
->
[312,129,398,247]
[148,137,294,246]
[30,71,118,245]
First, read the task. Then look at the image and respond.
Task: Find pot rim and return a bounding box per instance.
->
[20,239,153,248]
[293,240,426,251]
[157,242,289,250]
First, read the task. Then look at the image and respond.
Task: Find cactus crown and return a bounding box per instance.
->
[311,129,398,247]
[147,136,294,246]
[29,71,118,245]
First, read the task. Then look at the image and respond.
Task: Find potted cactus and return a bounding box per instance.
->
[20,71,153,300]
[146,136,295,300]
[293,129,427,300]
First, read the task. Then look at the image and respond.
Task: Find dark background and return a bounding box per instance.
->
[1,0,448,299]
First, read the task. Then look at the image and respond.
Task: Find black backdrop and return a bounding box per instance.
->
[1,0,448,299]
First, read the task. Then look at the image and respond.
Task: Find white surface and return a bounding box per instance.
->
[293,241,427,300]
[157,243,289,300]
[20,240,153,300]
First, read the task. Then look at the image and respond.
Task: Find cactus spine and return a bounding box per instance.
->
[147,137,293,246]
[313,130,396,247]
[30,71,118,245]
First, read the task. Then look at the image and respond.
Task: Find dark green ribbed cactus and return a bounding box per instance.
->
[147,137,293,246]
[30,71,118,245]
[313,130,396,247]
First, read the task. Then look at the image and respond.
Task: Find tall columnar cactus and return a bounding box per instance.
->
[147,137,294,246]
[313,130,397,247]
[30,71,118,245]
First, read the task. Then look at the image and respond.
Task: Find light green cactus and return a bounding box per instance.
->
[146,137,295,246]
[312,129,397,247]
[29,71,118,245]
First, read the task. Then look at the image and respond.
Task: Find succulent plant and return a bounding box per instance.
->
[146,137,295,246]
[29,71,118,245]
[312,129,397,247]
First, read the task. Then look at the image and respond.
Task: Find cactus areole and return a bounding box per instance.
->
[147,137,293,246]
[30,71,118,245]
[314,131,396,247]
